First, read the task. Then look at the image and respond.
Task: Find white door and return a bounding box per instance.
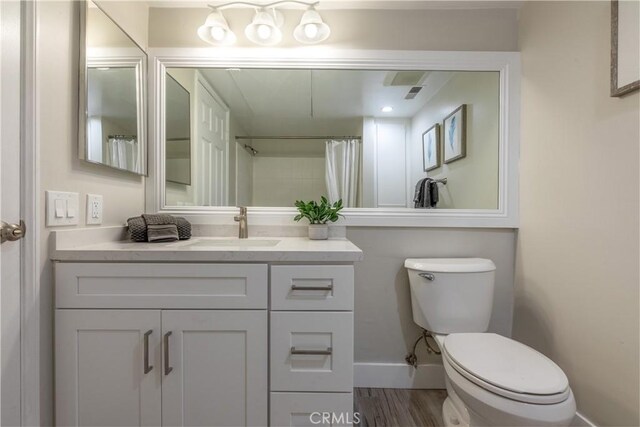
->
[375,120,408,207]
[55,310,162,427]
[1,2,26,425]
[161,310,268,427]
[196,79,228,206]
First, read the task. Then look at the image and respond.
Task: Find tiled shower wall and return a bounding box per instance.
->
[252,156,327,206]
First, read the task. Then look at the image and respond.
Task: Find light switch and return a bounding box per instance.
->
[54,199,66,218]
[46,191,79,226]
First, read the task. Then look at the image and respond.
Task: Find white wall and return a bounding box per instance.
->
[514,2,639,425]
[409,72,500,209]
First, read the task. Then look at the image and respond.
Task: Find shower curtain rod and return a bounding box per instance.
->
[235,136,362,140]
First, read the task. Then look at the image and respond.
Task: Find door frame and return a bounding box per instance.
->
[18,1,40,425]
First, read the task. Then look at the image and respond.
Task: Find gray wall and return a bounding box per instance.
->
[347,227,516,363]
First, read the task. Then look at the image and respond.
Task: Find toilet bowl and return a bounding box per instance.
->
[405,258,576,427]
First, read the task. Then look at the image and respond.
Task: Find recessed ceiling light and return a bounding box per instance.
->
[381,106,393,113]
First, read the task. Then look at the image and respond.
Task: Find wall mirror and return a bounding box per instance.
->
[151,51,520,227]
[79,0,147,175]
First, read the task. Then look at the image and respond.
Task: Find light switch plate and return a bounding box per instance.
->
[86,194,103,225]
[46,191,79,226]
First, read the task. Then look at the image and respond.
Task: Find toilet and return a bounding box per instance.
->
[405,258,576,427]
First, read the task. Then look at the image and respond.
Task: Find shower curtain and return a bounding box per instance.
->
[325,139,361,208]
[107,136,139,171]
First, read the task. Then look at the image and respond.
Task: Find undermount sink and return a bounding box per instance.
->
[185,239,281,248]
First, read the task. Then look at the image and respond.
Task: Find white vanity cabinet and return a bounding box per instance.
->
[55,263,269,427]
[54,259,357,427]
[269,265,354,426]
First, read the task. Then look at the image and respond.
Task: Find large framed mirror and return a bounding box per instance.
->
[79,0,147,175]
[149,50,520,227]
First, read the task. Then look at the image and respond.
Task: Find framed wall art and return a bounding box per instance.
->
[611,0,640,96]
[422,123,440,172]
[443,104,467,164]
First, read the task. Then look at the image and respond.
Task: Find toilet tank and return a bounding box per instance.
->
[405,258,496,334]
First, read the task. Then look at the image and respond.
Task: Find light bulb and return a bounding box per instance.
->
[210,26,226,41]
[304,23,319,39]
[256,24,272,40]
[381,106,393,113]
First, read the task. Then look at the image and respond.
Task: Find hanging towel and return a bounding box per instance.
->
[413,178,439,209]
[413,178,428,208]
[428,180,439,207]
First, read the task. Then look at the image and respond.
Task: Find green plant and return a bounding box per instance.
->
[294,197,344,225]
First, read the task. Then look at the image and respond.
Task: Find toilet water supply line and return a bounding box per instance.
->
[405,329,441,368]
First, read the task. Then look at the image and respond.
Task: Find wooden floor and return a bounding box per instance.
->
[354,388,447,427]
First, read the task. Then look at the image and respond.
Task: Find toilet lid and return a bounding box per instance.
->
[443,333,570,402]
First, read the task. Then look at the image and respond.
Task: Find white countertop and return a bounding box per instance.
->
[52,235,364,263]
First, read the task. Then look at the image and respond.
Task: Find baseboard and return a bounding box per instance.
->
[354,362,446,389]
[572,411,597,427]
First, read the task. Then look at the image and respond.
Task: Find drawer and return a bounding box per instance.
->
[271,265,354,311]
[55,263,267,309]
[271,392,354,427]
[271,312,353,392]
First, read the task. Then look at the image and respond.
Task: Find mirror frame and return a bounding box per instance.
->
[78,0,148,175]
[147,48,520,228]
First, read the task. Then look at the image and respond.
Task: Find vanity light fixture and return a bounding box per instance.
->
[293,6,330,44]
[381,106,394,113]
[200,1,329,46]
[245,8,284,46]
[197,9,237,46]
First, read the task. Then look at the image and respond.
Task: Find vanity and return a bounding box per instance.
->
[52,232,363,427]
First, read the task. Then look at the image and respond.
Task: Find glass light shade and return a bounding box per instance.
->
[293,8,330,44]
[245,9,283,46]
[197,10,237,46]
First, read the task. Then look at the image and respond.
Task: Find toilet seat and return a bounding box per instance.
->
[442,333,570,405]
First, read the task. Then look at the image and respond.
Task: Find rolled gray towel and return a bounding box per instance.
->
[142,214,177,225]
[127,215,191,242]
[147,224,179,242]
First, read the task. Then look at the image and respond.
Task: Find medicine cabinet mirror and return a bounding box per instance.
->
[79,0,147,175]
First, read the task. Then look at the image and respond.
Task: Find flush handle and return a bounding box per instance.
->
[419,272,435,281]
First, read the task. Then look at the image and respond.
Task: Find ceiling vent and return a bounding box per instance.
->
[405,86,423,100]
[384,71,429,87]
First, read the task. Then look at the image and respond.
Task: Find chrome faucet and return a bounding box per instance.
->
[234,206,248,239]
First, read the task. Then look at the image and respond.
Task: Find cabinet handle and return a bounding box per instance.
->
[291,285,333,291]
[164,331,173,375]
[143,330,153,374]
[290,346,333,355]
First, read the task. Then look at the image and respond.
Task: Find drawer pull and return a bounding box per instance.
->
[143,330,153,374]
[290,346,333,356]
[164,331,173,375]
[290,285,333,292]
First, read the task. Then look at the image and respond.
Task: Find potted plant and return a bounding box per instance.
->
[294,197,344,240]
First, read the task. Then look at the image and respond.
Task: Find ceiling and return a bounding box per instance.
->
[197,68,460,136]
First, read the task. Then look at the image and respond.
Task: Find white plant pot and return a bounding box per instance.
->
[308,224,329,240]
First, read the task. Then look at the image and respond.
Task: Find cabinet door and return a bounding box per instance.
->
[161,310,268,427]
[55,310,162,427]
